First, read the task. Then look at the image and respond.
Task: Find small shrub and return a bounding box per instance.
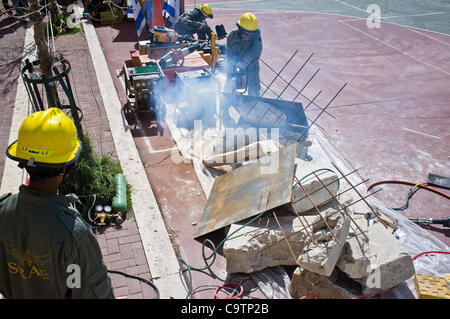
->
[59,133,125,221]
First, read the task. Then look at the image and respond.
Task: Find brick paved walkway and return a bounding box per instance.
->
[53,33,158,299]
[0,15,26,184]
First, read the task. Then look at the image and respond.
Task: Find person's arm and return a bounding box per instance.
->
[243,30,262,66]
[70,223,114,299]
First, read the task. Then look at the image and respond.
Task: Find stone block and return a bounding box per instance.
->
[289,266,355,299]
[223,210,314,274]
[297,204,351,277]
[292,158,339,214]
[335,192,415,293]
[223,199,350,275]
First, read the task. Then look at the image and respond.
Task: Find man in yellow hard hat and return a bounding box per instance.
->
[174,4,214,40]
[0,108,114,299]
[226,12,262,96]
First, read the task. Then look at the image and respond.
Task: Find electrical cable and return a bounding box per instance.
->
[366,180,450,225]
[214,282,243,299]
[107,269,160,299]
[412,250,450,261]
[367,180,450,200]
[179,212,265,299]
[292,168,339,190]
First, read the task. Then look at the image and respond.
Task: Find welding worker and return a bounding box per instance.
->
[225,12,262,97]
[174,4,214,41]
[0,108,114,299]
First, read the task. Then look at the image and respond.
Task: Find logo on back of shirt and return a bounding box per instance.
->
[1,239,50,280]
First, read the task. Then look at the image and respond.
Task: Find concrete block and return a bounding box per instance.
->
[223,210,315,274]
[292,158,339,214]
[297,204,351,277]
[289,266,355,299]
[223,199,350,275]
[359,221,416,293]
[335,192,415,293]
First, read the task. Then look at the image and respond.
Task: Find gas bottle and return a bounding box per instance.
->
[112,173,128,214]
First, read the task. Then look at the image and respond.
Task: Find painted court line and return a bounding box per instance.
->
[339,20,450,76]
[402,128,442,140]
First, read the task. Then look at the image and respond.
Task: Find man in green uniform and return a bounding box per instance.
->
[174,4,214,40]
[225,12,262,97]
[0,108,114,299]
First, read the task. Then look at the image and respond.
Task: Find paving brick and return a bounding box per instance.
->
[124,264,149,276]
[118,234,142,245]
[108,258,135,271]
[132,249,148,266]
[119,243,134,259]
[106,238,120,254]
[113,286,128,298]
[109,272,127,288]
[126,277,142,294]
[103,252,122,263]
[126,293,144,299]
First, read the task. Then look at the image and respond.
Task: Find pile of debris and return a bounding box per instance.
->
[197,145,416,299]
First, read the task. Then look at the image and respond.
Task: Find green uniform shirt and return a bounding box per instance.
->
[174,7,212,39]
[226,28,263,95]
[0,185,114,299]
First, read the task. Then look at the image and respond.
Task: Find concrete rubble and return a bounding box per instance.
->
[222,157,416,298]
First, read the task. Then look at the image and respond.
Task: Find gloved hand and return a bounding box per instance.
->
[236,59,249,70]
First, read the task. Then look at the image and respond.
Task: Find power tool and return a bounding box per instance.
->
[230,66,248,94]
[149,26,179,44]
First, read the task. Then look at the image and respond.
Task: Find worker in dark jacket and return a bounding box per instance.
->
[225,12,262,96]
[174,4,213,40]
[0,108,114,299]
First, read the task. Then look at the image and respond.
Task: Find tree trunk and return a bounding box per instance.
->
[29,0,59,107]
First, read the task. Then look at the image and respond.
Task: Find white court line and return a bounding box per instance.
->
[339,20,450,76]
[403,128,442,140]
[332,0,368,14]
[382,11,450,19]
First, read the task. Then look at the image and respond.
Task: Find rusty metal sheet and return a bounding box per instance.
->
[195,144,297,238]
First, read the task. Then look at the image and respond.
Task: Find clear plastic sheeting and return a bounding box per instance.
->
[249,266,293,299]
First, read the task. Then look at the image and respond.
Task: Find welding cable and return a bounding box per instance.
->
[107,269,160,299]
[292,168,340,190]
[179,212,266,299]
[299,293,320,299]
[367,180,450,201]
[214,282,244,299]
[412,250,450,261]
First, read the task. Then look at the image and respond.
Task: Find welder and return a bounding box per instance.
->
[0,108,114,299]
[225,12,262,96]
[174,4,214,41]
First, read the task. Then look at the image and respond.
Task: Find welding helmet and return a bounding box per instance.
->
[200,4,213,18]
[6,107,82,168]
[237,12,257,32]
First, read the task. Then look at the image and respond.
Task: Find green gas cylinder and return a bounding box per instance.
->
[112,173,128,213]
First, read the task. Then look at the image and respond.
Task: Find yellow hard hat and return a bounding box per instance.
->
[6,108,82,167]
[237,12,257,31]
[200,4,213,18]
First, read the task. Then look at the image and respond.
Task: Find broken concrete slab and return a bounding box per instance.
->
[202,139,279,167]
[297,204,351,277]
[335,192,415,293]
[358,221,416,293]
[223,199,350,274]
[223,211,314,274]
[292,158,339,214]
[289,266,356,299]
